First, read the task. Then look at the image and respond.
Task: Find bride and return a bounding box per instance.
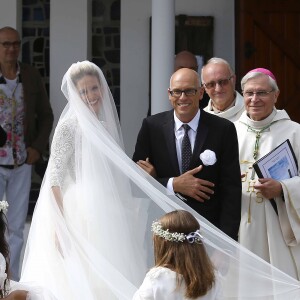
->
[20,61,300,299]
[21,61,147,299]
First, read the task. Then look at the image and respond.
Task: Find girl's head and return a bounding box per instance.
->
[152,210,215,299]
[153,210,201,262]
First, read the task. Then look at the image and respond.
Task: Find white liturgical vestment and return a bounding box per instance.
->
[204,91,244,122]
[235,109,300,280]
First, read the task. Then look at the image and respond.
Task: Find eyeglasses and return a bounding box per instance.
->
[203,75,233,89]
[0,41,21,49]
[243,90,274,98]
[169,89,198,97]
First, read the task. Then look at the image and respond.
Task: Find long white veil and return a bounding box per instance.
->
[20,61,300,299]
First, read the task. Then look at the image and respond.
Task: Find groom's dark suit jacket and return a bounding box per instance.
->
[133,109,241,240]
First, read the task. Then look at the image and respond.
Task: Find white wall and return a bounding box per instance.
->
[50,0,91,135]
[120,0,152,156]
[121,0,235,156]
[0,0,21,32]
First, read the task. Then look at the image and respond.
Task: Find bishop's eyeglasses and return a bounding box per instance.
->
[242,90,274,98]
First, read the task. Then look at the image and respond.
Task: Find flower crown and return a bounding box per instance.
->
[151,221,203,244]
[0,201,8,214]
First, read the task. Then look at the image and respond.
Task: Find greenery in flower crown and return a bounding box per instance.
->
[0,200,8,214]
[151,221,203,244]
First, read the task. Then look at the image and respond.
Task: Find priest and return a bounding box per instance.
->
[235,68,300,280]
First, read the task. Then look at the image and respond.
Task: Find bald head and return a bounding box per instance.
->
[170,67,200,88]
[174,51,198,72]
[201,57,236,111]
[0,26,19,37]
[169,68,203,123]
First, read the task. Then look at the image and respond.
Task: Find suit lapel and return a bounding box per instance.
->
[191,112,208,167]
[163,112,180,175]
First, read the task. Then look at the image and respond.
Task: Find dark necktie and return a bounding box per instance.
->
[181,124,192,174]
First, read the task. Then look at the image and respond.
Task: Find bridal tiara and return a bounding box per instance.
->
[151,221,203,244]
[0,200,8,214]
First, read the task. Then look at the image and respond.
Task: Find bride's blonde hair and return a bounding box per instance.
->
[69,61,102,88]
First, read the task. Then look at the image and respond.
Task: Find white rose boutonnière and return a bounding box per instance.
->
[200,150,217,166]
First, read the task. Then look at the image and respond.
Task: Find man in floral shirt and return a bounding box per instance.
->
[0,26,53,280]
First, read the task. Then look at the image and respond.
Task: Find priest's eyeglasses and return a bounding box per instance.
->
[243,90,274,98]
[202,75,233,89]
[0,41,21,49]
[169,89,198,97]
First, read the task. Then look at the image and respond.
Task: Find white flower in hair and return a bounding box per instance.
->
[0,201,8,214]
[151,221,203,244]
[200,150,217,166]
[152,221,185,242]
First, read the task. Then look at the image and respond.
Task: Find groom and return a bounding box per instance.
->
[133,68,241,240]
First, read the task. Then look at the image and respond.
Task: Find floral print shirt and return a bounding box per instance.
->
[0,67,26,165]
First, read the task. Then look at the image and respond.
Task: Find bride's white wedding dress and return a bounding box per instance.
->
[19,61,300,299]
[21,62,146,299]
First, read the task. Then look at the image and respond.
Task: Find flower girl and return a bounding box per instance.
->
[133,210,222,299]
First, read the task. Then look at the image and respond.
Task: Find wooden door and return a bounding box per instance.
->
[236,0,300,123]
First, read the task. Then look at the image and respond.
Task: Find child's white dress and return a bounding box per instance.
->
[0,253,56,299]
[133,267,222,300]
